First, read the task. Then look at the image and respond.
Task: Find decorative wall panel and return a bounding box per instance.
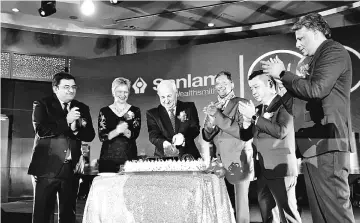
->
[12,54,66,81]
[1,52,11,78]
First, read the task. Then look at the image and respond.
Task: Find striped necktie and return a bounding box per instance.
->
[169,108,176,131]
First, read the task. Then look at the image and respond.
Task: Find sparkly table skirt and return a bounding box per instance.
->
[82,172,236,223]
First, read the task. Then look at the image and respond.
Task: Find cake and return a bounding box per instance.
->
[123,158,207,172]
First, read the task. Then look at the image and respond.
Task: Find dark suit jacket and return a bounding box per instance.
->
[28,94,95,177]
[202,97,254,184]
[146,100,200,158]
[281,39,354,157]
[241,95,298,179]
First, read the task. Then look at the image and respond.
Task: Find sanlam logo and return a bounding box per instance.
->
[152,74,215,91]
[132,74,216,96]
[153,74,216,97]
[132,77,147,94]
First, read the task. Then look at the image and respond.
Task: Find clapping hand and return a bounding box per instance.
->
[116,121,128,134]
[123,129,131,138]
[238,100,256,120]
[260,55,286,79]
[204,114,215,129]
[67,107,81,124]
[203,102,218,116]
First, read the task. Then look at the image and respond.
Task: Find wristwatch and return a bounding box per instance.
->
[251,114,259,123]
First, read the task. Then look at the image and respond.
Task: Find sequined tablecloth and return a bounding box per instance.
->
[82,172,236,223]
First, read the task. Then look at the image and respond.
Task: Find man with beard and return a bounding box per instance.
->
[202,71,255,223]
[262,13,355,223]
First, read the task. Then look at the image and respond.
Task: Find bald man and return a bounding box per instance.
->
[238,70,301,223]
[146,80,201,159]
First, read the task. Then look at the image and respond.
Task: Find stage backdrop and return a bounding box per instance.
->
[72,24,360,161]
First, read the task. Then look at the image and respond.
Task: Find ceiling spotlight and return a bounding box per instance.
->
[38,1,56,17]
[12,8,20,12]
[208,23,215,27]
[110,0,119,4]
[81,0,95,16]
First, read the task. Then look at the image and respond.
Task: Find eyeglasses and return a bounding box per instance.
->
[215,82,231,88]
[58,85,78,90]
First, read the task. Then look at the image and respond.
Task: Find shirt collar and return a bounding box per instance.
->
[167,106,176,114]
[58,98,71,109]
[264,94,277,107]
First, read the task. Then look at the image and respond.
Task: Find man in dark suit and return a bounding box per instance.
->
[146,79,201,159]
[202,71,254,223]
[28,72,95,223]
[238,70,301,223]
[262,13,355,223]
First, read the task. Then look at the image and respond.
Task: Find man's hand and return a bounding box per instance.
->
[260,55,286,79]
[163,141,179,156]
[172,133,185,146]
[67,107,81,124]
[242,116,252,129]
[203,102,218,116]
[116,121,128,134]
[204,114,215,129]
[70,121,78,132]
[238,100,256,120]
[123,129,131,138]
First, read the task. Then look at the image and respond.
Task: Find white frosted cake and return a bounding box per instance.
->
[123,158,207,172]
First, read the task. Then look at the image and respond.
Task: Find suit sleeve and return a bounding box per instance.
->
[202,126,220,142]
[32,100,70,138]
[75,104,95,142]
[180,102,200,140]
[212,109,242,139]
[255,106,292,139]
[239,124,255,141]
[281,45,346,100]
[146,110,167,152]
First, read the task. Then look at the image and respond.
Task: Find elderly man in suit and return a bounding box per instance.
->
[262,13,355,223]
[28,72,95,223]
[146,79,201,159]
[202,71,254,223]
[239,70,302,223]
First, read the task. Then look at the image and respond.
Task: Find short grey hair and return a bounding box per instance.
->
[157,79,177,94]
[112,77,131,95]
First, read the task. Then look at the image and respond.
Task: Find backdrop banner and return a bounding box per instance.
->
[72,25,360,163]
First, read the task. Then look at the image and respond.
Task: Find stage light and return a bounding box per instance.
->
[110,0,118,4]
[38,1,56,17]
[81,0,95,16]
[12,8,20,12]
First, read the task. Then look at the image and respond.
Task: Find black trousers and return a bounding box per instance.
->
[257,176,302,223]
[32,163,79,223]
[303,151,355,223]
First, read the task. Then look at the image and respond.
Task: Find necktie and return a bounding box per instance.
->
[63,102,69,117]
[169,108,176,131]
[262,105,268,115]
[63,102,71,160]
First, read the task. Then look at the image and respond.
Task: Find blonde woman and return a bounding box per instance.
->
[98,77,141,172]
